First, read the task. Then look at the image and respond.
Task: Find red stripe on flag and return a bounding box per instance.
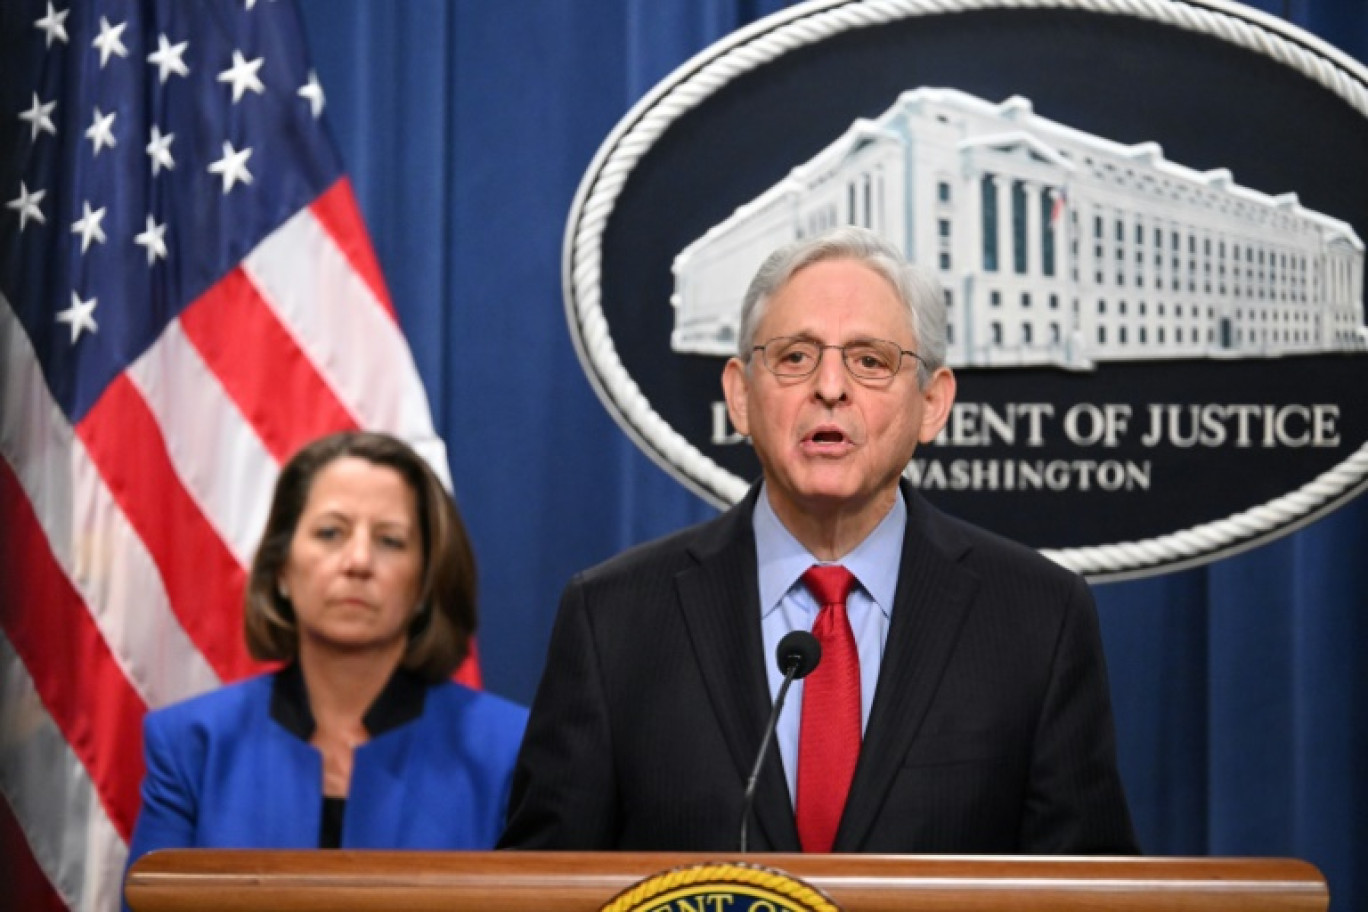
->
[75,375,258,683]
[310,177,396,319]
[0,460,147,840]
[179,267,358,463]
[454,638,482,689]
[0,795,69,912]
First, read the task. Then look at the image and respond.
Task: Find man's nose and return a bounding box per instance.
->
[812,346,849,405]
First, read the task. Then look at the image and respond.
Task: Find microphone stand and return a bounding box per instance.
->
[739,660,801,853]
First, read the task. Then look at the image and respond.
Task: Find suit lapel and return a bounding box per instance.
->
[253,710,325,847]
[836,487,981,851]
[674,488,802,852]
[344,725,411,848]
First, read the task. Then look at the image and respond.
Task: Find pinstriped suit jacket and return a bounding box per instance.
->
[500,480,1137,854]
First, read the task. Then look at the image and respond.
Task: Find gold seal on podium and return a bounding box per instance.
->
[599,861,841,912]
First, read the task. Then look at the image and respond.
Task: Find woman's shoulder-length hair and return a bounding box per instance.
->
[243,430,476,682]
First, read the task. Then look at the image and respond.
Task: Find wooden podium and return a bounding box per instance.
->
[125,849,1329,911]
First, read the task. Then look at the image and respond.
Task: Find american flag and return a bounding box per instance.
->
[1049,186,1068,228]
[0,2,466,908]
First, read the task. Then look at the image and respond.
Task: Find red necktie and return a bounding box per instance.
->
[796,564,860,853]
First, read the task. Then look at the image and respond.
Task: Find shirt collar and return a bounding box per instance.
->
[270,661,428,741]
[753,483,907,619]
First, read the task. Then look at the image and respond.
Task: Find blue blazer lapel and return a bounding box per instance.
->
[205,687,323,848]
[836,486,980,851]
[676,485,802,852]
[343,724,412,848]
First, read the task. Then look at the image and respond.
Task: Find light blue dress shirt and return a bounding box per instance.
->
[755,484,906,806]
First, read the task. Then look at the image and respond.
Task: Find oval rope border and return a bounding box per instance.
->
[563,0,1368,579]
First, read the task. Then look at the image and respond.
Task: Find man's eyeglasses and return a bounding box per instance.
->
[751,336,923,382]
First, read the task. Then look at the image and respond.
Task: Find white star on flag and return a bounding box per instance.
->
[217,50,266,103]
[34,2,69,47]
[146,125,176,175]
[56,291,99,343]
[208,140,253,192]
[86,106,117,156]
[147,34,191,84]
[134,214,169,265]
[298,70,325,119]
[7,181,47,231]
[19,93,58,141]
[71,200,108,253]
[92,16,129,68]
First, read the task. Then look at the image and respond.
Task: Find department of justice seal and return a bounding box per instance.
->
[565,0,1368,581]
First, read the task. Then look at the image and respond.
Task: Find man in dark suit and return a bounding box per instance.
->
[500,226,1137,854]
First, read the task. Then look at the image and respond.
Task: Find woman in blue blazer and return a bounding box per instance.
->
[125,431,527,874]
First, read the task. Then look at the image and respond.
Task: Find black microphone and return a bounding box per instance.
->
[739,630,821,852]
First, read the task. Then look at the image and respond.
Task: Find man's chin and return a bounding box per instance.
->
[784,471,906,514]
[788,484,881,518]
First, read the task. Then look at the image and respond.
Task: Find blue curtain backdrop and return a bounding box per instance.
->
[295,0,1366,907]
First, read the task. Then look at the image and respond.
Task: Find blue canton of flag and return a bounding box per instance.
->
[4,0,343,420]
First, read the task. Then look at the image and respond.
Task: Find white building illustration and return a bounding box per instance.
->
[670,87,1367,368]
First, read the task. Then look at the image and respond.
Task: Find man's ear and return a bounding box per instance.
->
[918,367,957,443]
[721,358,751,437]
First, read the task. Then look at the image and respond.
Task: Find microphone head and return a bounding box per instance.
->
[776,630,821,679]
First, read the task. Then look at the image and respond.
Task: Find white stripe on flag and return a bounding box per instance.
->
[0,633,127,912]
[126,318,280,569]
[0,293,220,711]
[243,207,451,486]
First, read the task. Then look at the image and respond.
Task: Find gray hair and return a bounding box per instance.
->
[736,225,948,386]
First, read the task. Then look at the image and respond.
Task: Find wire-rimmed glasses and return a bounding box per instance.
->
[751,336,922,382]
